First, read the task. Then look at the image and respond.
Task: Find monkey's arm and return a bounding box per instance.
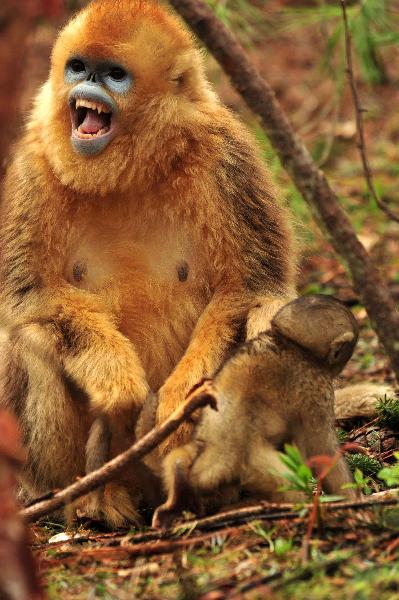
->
[156,290,246,451]
[13,283,150,417]
[0,167,149,416]
[51,285,150,414]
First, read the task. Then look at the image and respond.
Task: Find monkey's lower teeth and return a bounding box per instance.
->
[76,126,110,139]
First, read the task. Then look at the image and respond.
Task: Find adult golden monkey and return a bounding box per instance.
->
[0,0,296,526]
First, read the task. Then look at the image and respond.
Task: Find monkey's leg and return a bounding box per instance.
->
[152,443,200,529]
[5,323,89,497]
[5,324,144,527]
[156,292,248,454]
[293,422,356,499]
[74,415,143,528]
[85,416,112,475]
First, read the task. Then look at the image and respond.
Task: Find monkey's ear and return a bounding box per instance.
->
[327,331,356,368]
[169,52,193,90]
[169,50,204,96]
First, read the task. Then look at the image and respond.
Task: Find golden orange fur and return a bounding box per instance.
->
[0,0,296,526]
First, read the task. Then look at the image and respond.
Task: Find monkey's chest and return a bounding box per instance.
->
[64,230,211,387]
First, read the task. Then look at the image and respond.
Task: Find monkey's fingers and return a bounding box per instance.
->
[70,485,142,529]
[187,379,217,403]
[152,503,181,530]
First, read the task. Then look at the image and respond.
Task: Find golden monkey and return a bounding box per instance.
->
[153,295,358,529]
[0,0,296,526]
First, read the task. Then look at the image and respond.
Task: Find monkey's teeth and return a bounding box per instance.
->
[75,98,111,114]
[76,125,110,138]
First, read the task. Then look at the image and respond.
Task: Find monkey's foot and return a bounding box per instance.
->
[152,502,181,530]
[72,484,141,529]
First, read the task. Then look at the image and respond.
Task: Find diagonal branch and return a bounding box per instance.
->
[20,389,216,523]
[341,0,399,224]
[170,0,399,383]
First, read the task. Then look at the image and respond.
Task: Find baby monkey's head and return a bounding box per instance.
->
[271,295,359,373]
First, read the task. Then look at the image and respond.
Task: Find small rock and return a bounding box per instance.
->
[48,532,72,543]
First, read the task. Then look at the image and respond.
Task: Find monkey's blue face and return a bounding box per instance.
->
[65,57,133,156]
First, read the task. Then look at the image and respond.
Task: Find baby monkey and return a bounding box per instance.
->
[152,294,359,529]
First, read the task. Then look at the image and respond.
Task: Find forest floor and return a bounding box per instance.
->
[22,3,399,598]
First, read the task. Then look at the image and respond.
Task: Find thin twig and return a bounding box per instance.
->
[341,0,399,224]
[170,489,399,533]
[20,389,216,522]
[39,527,244,565]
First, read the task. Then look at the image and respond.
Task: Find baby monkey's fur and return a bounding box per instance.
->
[153,295,358,529]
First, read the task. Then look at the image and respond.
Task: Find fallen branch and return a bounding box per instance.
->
[341,0,399,224]
[162,489,399,533]
[39,527,244,566]
[170,0,399,382]
[21,390,215,523]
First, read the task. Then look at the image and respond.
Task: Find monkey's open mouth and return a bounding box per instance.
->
[70,98,113,139]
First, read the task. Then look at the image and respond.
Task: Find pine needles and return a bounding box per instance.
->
[377,395,399,429]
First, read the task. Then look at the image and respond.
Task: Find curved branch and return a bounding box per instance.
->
[341,0,399,223]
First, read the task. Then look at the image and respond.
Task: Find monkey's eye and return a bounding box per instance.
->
[70,59,86,73]
[65,59,87,83]
[109,67,127,81]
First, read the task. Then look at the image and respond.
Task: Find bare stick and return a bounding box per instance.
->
[170,0,399,382]
[161,488,399,533]
[21,390,215,522]
[341,0,399,224]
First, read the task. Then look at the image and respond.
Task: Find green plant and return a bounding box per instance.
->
[346,453,382,476]
[336,428,348,444]
[277,444,315,501]
[378,452,399,487]
[280,0,398,85]
[342,467,373,495]
[248,523,293,556]
[206,0,269,45]
[274,536,294,557]
[377,395,399,428]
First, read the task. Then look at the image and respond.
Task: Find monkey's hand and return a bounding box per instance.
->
[155,380,215,457]
[155,291,246,456]
[63,329,149,417]
[52,291,150,416]
[156,382,195,455]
